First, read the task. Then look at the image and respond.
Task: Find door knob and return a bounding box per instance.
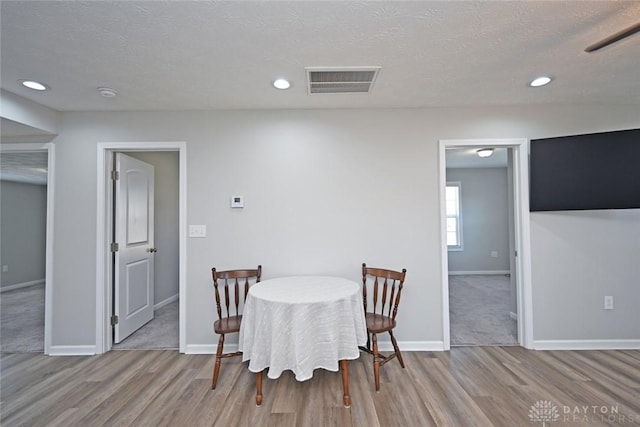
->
[146,248,158,253]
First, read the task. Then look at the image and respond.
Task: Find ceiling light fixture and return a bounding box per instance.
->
[273,79,291,90]
[98,87,118,98]
[477,148,494,158]
[20,80,48,91]
[529,76,552,87]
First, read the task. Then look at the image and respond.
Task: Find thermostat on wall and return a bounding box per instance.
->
[231,196,244,208]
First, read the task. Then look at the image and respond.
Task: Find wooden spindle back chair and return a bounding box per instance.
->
[359,262,407,391]
[211,265,261,389]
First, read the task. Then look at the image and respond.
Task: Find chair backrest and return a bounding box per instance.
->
[211,266,262,320]
[361,263,406,320]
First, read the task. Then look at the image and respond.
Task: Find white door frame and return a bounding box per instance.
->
[438,138,533,349]
[96,142,187,354]
[0,142,55,354]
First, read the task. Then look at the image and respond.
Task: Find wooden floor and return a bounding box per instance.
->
[1,347,639,426]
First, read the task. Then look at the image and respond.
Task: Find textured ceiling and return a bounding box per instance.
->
[1,1,640,112]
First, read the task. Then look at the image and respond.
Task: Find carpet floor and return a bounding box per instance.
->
[0,284,178,352]
[113,300,179,350]
[449,274,518,346]
[0,284,45,353]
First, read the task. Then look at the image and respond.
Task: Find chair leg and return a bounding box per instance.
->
[256,370,263,406]
[212,334,225,389]
[389,330,405,368]
[372,333,381,391]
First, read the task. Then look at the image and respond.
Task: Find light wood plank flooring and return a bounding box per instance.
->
[1,348,639,426]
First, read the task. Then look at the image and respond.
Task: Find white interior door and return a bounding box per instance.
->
[113,153,155,343]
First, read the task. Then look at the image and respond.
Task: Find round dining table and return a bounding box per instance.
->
[238,275,367,407]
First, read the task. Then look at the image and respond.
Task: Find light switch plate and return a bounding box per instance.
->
[188,225,206,238]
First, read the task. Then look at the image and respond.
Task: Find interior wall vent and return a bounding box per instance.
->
[305,67,381,94]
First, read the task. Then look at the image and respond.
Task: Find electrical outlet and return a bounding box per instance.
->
[2,265,7,273]
[491,251,498,258]
[604,296,614,310]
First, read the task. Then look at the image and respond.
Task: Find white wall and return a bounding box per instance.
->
[48,105,639,350]
[446,167,510,273]
[531,209,640,340]
[0,180,47,288]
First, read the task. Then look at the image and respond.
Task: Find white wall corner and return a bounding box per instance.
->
[0,89,59,137]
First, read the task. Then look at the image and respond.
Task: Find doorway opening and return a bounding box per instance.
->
[96,142,186,354]
[445,147,516,345]
[112,152,179,350]
[439,139,533,350]
[0,143,54,354]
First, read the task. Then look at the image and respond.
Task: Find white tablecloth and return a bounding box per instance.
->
[238,276,367,381]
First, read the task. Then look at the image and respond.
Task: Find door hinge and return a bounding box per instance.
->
[515,250,518,257]
[110,315,119,326]
[111,170,120,180]
[110,242,119,252]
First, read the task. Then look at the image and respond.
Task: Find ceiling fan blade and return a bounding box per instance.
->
[585,21,640,53]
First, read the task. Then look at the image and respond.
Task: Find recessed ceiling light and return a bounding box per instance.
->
[98,87,118,98]
[529,76,552,87]
[19,80,48,91]
[273,79,291,90]
[477,148,494,158]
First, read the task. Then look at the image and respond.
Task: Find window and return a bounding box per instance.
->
[446,182,463,250]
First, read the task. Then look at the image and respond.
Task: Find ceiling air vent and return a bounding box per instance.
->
[306,67,381,94]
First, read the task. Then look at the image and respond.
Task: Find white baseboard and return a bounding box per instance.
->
[154,293,178,310]
[185,344,231,354]
[376,341,446,352]
[448,271,510,276]
[48,345,97,356]
[52,340,640,356]
[0,279,45,293]
[533,339,640,350]
[184,341,445,355]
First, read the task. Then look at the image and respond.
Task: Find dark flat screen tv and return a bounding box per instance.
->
[529,128,640,212]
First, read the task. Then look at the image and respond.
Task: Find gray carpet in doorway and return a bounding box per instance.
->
[113,299,179,350]
[0,284,45,353]
[0,283,178,352]
[449,275,517,346]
